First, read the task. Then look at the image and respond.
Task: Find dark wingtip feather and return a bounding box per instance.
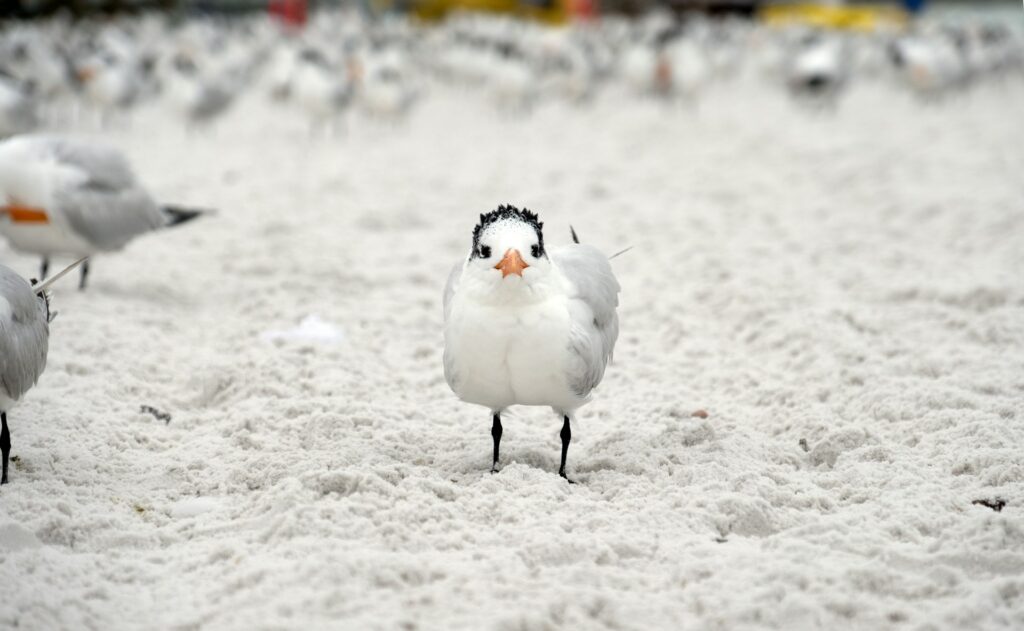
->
[570,226,580,244]
[162,205,211,227]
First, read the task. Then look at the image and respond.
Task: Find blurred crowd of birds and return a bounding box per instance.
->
[1,8,1022,135]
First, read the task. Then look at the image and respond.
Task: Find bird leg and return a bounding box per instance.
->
[79,259,90,291]
[559,416,574,484]
[1,412,10,485]
[40,257,50,280]
[490,413,502,473]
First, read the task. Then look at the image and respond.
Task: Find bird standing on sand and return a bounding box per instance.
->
[443,205,621,482]
[292,47,355,134]
[0,135,209,289]
[0,258,84,484]
[163,53,237,125]
[786,32,850,105]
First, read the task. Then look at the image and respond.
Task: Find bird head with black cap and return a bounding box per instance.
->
[464,204,556,299]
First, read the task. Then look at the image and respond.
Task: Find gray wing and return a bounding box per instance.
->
[552,244,621,398]
[442,260,464,389]
[48,138,165,250]
[56,185,164,251]
[0,267,48,403]
[49,137,138,191]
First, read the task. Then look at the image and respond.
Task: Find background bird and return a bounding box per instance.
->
[0,71,38,138]
[74,41,141,126]
[443,205,620,482]
[161,51,238,125]
[786,30,850,106]
[0,135,210,289]
[291,46,355,134]
[0,257,85,484]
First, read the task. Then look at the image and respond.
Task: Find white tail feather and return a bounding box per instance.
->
[34,257,88,294]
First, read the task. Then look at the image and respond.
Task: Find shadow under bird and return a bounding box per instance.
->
[0,257,86,484]
[443,205,621,482]
[0,135,211,289]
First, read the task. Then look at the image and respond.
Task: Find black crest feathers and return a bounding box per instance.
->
[471,204,545,258]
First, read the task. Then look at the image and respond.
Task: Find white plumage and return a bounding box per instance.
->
[443,206,620,481]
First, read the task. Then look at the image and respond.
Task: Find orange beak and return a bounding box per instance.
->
[0,202,49,224]
[77,67,96,83]
[495,248,528,278]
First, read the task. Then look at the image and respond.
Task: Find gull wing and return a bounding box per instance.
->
[49,137,138,190]
[47,138,165,250]
[0,267,48,402]
[551,244,621,399]
[56,184,164,251]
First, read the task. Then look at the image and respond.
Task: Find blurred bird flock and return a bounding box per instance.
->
[0,1,1022,134]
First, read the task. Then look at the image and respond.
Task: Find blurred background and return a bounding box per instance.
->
[0,0,1021,137]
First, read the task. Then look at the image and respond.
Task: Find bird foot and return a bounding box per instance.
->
[559,471,575,485]
[490,465,499,474]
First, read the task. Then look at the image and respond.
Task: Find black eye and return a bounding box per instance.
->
[531,244,541,258]
[478,245,491,258]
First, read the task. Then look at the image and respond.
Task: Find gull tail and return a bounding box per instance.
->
[162,205,213,228]
[33,256,88,294]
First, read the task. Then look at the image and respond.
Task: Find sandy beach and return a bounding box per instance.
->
[1,72,1023,629]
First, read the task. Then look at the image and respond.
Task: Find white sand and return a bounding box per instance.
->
[1,78,1023,630]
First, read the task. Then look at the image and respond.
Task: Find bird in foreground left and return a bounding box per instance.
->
[0,134,212,289]
[0,257,86,485]
[443,205,621,482]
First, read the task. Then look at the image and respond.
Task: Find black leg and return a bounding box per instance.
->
[490,413,502,473]
[40,257,50,280]
[1,412,10,485]
[559,416,574,483]
[79,259,90,291]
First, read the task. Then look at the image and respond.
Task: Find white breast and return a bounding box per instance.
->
[445,292,580,413]
[0,219,93,257]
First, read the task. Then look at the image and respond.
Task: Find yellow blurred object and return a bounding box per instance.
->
[411,0,569,24]
[760,3,909,32]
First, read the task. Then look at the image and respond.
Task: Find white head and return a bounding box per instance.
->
[463,205,553,299]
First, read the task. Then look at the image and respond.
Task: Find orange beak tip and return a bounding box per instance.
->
[494,249,529,278]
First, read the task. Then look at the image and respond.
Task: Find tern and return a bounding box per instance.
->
[0,257,86,484]
[292,47,355,134]
[443,205,621,482]
[163,53,236,124]
[786,32,850,106]
[75,47,140,124]
[0,135,210,289]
